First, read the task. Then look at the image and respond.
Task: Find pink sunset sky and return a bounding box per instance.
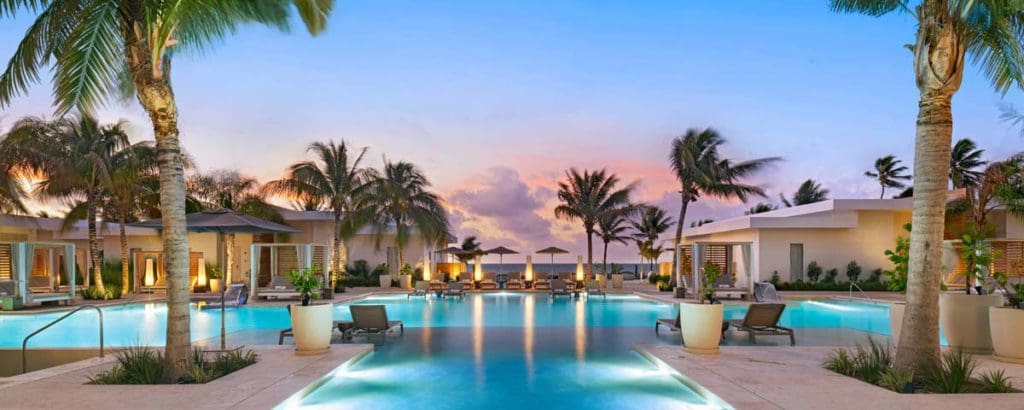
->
[2,2,1023,263]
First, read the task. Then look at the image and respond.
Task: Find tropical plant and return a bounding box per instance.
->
[884,225,912,292]
[745,202,776,214]
[922,349,977,394]
[781,179,829,207]
[699,262,721,303]
[455,236,483,277]
[630,205,673,276]
[597,210,632,273]
[364,160,451,270]
[878,368,915,393]
[806,261,823,283]
[287,265,323,306]
[958,230,995,295]
[852,339,894,385]
[824,348,856,377]
[264,141,372,283]
[846,261,862,283]
[0,0,335,380]
[950,138,986,188]
[824,268,839,284]
[978,369,1015,393]
[865,155,911,199]
[554,168,635,279]
[831,0,1024,373]
[188,170,283,285]
[947,153,1024,235]
[669,128,780,285]
[88,346,165,385]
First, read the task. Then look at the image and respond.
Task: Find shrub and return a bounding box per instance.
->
[648,273,662,285]
[852,339,892,384]
[824,268,839,284]
[90,346,258,384]
[823,348,856,376]
[82,285,122,300]
[846,261,862,283]
[772,280,888,292]
[884,224,911,292]
[878,368,914,393]
[922,349,976,393]
[978,369,1015,393]
[700,262,721,302]
[770,271,781,285]
[211,349,258,376]
[868,268,883,283]
[345,260,373,277]
[806,261,823,283]
[288,265,322,306]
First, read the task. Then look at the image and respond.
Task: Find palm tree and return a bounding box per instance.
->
[455,236,483,278]
[781,179,829,207]
[0,141,28,214]
[597,211,632,273]
[0,0,334,378]
[689,219,714,228]
[745,202,776,215]
[264,141,371,285]
[554,168,634,279]
[5,115,138,293]
[630,205,673,277]
[188,170,283,286]
[950,138,986,189]
[948,154,1024,234]
[832,0,1024,371]
[103,144,157,294]
[669,128,780,285]
[364,160,451,270]
[865,155,911,199]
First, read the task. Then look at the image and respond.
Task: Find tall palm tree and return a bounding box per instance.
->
[364,160,451,270]
[0,0,334,378]
[188,170,283,285]
[669,128,780,285]
[781,179,829,207]
[745,202,776,215]
[264,141,371,284]
[554,168,635,279]
[597,211,632,273]
[101,143,157,294]
[5,115,137,293]
[865,155,911,199]
[832,0,1024,371]
[630,205,673,277]
[950,138,986,189]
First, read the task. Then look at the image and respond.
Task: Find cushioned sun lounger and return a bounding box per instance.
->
[409,281,429,298]
[480,272,499,290]
[584,280,605,298]
[506,272,524,290]
[445,281,465,298]
[550,279,571,296]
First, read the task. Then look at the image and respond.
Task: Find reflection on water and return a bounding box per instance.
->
[291,294,718,410]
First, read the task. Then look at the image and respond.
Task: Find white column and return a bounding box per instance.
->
[249,244,258,299]
[691,243,701,300]
[742,243,754,294]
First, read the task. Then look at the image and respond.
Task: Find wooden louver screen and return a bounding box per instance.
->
[0,243,10,280]
[276,247,299,275]
[313,246,326,273]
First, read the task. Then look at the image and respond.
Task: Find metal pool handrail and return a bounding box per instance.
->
[22,304,104,374]
[849,282,877,304]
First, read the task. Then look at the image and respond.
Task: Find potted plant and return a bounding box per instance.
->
[679,262,725,354]
[287,266,332,355]
[990,269,1024,363]
[378,263,392,288]
[206,263,223,294]
[939,232,1003,354]
[399,264,413,289]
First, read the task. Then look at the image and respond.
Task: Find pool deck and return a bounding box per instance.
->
[639,345,1024,410]
[0,343,373,410]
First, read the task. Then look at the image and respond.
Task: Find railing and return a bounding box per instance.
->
[22,305,104,374]
[849,282,877,304]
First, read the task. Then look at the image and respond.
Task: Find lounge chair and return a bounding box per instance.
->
[727,303,794,345]
[550,279,572,296]
[445,282,465,298]
[557,272,577,292]
[428,275,448,292]
[655,312,680,334]
[533,274,552,290]
[204,284,249,308]
[506,272,524,290]
[459,275,475,290]
[584,280,605,298]
[480,272,499,290]
[409,281,429,298]
[349,305,404,337]
[260,275,300,300]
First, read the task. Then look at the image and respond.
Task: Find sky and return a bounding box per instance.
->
[1,1,1023,264]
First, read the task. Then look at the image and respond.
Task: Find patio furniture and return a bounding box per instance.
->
[655,312,680,334]
[409,281,429,298]
[727,303,795,345]
[428,276,448,292]
[557,272,577,292]
[445,282,465,298]
[533,274,552,290]
[550,279,571,296]
[203,284,249,308]
[506,272,524,290]
[584,280,605,298]
[260,275,300,300]
[480,272,499,290]
[459,275,475,290]
[349,305,404,337]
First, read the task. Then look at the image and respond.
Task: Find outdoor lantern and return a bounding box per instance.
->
[422,255,432,281]
[196,257,207,288]
[576,255,584,281]
[144,258,155,287]
[525,255,534,281]
[474,254,483,282]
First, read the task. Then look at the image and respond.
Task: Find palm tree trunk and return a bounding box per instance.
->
[87,189,104,292]
[225,233,235,284]
[602,240,609,274]
[894,0,964,374]
[880,186,885,200]
[120,211,129,294]
[585,231,594,280]
[332,211,342,286]
[132,73,191,381]
[672,198,690,287]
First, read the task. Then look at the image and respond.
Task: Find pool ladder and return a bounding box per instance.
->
[21,304,104,374]
[848,283,878,304]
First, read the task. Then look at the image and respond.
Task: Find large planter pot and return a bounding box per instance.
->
[679,302,724,354]
[379,274,393,288]
[611,274,624,289]
[939,293,1004,354]
[597,274,608,289]
[889,302,905,344]
[990,307,1024,364]
[208,279,223,294]
[290,303,333,355]
[399,274,412,289]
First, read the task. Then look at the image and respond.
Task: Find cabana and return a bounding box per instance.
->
[0,242,76,307]
[249,243,329,299]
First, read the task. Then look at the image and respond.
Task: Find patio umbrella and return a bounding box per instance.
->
[536,246,569,277]
[130,209,300,351]
[484,246,518,275]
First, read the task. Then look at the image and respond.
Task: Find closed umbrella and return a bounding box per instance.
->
[536,246,569,277]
